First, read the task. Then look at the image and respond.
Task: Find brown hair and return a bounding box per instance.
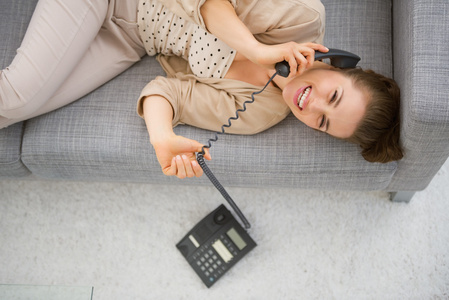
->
[334,68,404,163]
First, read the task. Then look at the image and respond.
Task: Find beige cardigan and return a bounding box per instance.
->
[137,0,325,134]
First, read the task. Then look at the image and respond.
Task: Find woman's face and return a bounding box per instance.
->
[282,69,367,138]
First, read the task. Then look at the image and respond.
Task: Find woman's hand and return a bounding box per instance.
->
[252,42,329,77]
[152,134,211,179]
[201,1,328,77]
[143,95,211,179]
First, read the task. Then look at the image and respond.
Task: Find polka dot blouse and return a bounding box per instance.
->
[137,0,236,78]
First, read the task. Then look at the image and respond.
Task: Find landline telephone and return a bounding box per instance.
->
[176,48,360,288]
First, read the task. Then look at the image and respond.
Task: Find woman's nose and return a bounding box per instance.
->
[308,97,325,113]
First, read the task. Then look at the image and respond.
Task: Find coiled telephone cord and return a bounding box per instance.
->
[196,72,279,230]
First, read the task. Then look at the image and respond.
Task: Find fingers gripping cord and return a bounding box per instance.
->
[196,72,279,230]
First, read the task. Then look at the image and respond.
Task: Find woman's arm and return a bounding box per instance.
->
[142,95,211,179]
[200,0,258,62]
[200,0,328,77]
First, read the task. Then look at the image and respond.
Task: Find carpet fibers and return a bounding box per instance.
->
[1,160,448,299]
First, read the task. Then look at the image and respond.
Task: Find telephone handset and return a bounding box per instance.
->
[178,48,361,288]
[275,48,361,77]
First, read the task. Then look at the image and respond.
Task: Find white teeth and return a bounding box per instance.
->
[297,87,311,109]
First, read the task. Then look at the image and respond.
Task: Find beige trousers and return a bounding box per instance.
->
[0,0,146,128]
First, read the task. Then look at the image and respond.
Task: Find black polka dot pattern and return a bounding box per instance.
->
[188,25,235,78]
[137,0,236,78]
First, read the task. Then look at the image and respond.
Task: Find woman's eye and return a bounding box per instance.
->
[319,116,326,128]
[330,90,337,103]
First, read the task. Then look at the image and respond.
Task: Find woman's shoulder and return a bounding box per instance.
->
[236,0,325,44]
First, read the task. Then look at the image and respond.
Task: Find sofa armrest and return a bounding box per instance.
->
[388,0,449,191]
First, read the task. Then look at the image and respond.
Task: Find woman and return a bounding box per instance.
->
[142,59,403,179]
[0,0,402,179]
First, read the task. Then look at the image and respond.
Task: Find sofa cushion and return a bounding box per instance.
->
[21,55,163,182]
[322,0,393,77]
[21,56,397,189]
[0,0,38,178]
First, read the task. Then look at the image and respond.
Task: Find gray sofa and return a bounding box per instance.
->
[1,0,448,203]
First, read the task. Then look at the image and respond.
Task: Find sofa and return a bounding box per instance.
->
[1,0,448,203]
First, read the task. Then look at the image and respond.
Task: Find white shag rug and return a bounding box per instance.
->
[1,159,448,300]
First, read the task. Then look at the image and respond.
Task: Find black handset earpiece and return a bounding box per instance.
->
[275,61,290,78]
[275,48,361,78]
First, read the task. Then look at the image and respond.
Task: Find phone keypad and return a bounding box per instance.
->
[192,236,237,283]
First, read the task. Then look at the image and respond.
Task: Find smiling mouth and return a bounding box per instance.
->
[295,86,311,110]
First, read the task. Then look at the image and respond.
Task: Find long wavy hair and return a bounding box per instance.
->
[334,68,403,163]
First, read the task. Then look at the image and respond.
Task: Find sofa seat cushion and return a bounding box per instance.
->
[21,56,164,182]
[21,54,397,189]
